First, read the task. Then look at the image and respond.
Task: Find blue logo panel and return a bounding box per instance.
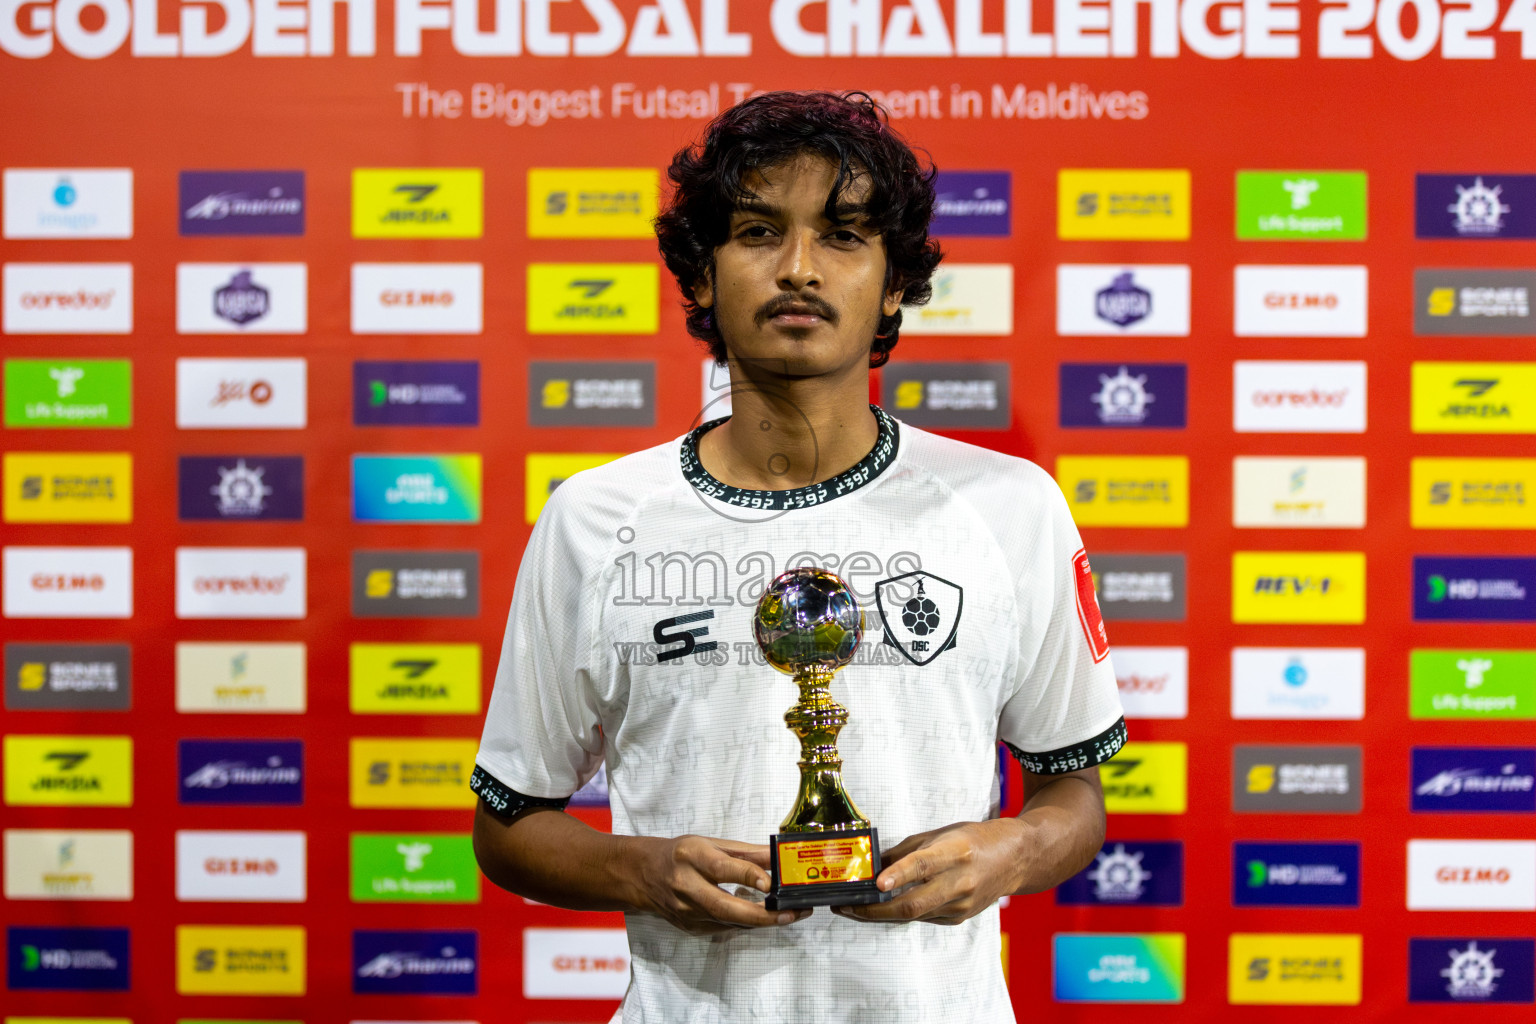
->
[1059,363,1188,429]
[7,927,130,990]
[930,171,1011,237]
[1416,174,1536,239]
[1056,841,1184,906]
[1233,842,1361,907]
[178,739,304,805]
[353,929,477,995]
[1414,557,1536,622]
[1410,937,1535,1003]
[1052,933,1185,1003]
[1412,747,1536,813]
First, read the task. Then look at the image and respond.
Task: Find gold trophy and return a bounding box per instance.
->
[756,567,891,910]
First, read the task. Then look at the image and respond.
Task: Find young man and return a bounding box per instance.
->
[472,92,1126,1023]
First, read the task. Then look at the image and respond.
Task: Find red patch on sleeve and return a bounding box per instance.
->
[1072,549,1111,663]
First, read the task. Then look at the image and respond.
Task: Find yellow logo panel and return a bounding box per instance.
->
[1100,742,1187,814]
[1058,169,1191,240]
[176,925,306,995]
[1228,933,1362,1005]
[525,453,623,523]
[4,735,132,807]
[1057,456,1189,527]
[351,168,483,238]
[1412,361,1536,434]
[528,168,659,239]
[350,738,478,808]
[350,643,481,714]
[1412,457,1536,529]
[1232,552,1366,624]
[4,453,131,523]
[526,263,659,334]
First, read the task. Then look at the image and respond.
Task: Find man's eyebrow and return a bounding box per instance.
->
[729,199,873,222]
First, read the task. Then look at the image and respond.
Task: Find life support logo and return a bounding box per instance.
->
[874,570,962,667]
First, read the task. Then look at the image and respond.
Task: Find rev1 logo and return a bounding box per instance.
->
[527,168,658,239]
[1415,270,1536,336]
[1056,264,1191,336]
[6,926,130,990]
[903,264,1013,336]
[4,168,133,239]
[1233,842,1360,907]
[1410,937,1536,1003]
[1051,933,1186,1003]
[178,739,303,806]
[1230,647,1365,721]
[523,927,631,999]
[180,171,304,236]
[884,361,1011,429]
[526,263,659,334]
[1233,745,1362,813]
[1100,743,1187,814]
[352,169,482,238]
[1091,555,1187,623]
[350,833,480,903]
[1408,839,1536,911]
[178,456,303,521]
[4,643,131,711]
[1412,747,1536,813]
[3,262,132,335]
[1231,551,1366,625]
[1056,841,1184,906]
[174,830,306,902]
[1410,650,1536,721]
[529,361,656,427]
[1416,174,1536,239]
[1059,363,1187,429]
[1112,646,1188,720]
[353,361,479,426]
[1415,557,1536,622]
[931,171,1011,236]
[353,929,477,995]
[350,263,484,334]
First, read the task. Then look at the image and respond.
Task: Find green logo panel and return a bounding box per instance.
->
[1236,171,1367,240]
[350,832,480,903]
[4,359,132,428]
[1410,649,1536,719]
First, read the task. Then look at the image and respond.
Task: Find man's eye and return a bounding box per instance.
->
[829,229,864,243]
[739,225,774,238]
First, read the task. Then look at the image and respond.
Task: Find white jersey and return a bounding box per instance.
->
[474,406,1126,1024]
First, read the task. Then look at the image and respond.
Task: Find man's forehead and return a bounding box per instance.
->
[735,153,873,210]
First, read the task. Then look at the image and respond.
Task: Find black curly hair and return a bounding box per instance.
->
[655,90,943,368]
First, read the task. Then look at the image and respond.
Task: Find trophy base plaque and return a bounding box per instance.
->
[765,827,893,910]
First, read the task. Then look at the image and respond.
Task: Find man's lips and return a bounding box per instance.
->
[757,298,837,327]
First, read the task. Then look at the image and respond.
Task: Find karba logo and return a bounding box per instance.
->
[212,379,273,407]
[192,574,290,594]
[380,290,454,306]
[204,857,279,875]
[31,573,105,591]
[1436,866,1512,884]
[553,955,629,973]
[1250,389,1349,407]
[19,290,115,310]
[558,279,623,318]
[1264,292,1339,309]
[1442,378,1511,418]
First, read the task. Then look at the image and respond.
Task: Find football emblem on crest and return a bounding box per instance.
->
[875,570,963,666]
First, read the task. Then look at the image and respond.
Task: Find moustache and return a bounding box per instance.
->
[754,294,838,326]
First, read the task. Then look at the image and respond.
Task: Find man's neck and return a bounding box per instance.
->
[697,361,878,492]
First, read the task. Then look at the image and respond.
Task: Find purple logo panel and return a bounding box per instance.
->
[179,171,305,236]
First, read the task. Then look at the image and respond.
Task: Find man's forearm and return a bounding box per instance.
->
[997,772,1108,895]
[472,802,646,911]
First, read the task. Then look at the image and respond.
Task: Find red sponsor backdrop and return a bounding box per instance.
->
[4,1,1536,1020]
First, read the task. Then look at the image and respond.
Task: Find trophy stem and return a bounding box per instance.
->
[779,667,871,832]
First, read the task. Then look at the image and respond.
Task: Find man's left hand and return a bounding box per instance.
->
[832,819,1024,926]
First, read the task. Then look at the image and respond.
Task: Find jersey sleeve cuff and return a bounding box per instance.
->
[1004,716,1127,775]
[470,764,572,819]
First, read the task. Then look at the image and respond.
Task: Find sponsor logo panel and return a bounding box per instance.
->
[3,359,131,429]
[350,739,478,808]
[353,360,480,426]
[350,263,483,335]
[350,833,480,904]
[1407,839,1536,910]
[352,930,477,995]
[178,456,303,522]
[175,357,307,429]
[1412,747,1536,813]
[1112,646,1188,719]
[179,170,304,236]
[1231,648,1365,720]
[6,927,129,990]
[352,552,479,619]
[1235,171,1367,240]
[1091,556,1186,623]
[1233,360,1367,433]
[1231,551,1366,624]
[175,547,306,620]
[2,735,132,807]
[1056,264,1190,337]
[3,453,131,523]
[1412,362,1536,434]
[352,168,482,239]
[4,169,132,239]
[175,925,305,995]
[175,831,306,902]
[1059,363,1187,429]
[1416,174,1536,239]
[1415,269,1536,335]
[930,171,1011,237]
[349,643,480,713]
[1233,745,1362,813]
[1234,265,1368,337]
[3,829,133,900]
[1051,933,1186,1002]
[526,262,658,334]
[175,642,307,714]
[1233,843,1361,907]
[1228,933,1362,1005]
[3,263,131,334]
[883,361,1011,428]
[1057,456,1189,527]
[1410,650,1536,720]
[1414,556,1536,622]
[2,546,132,619]
[522,927,631,999]
[527,167,658,239]
[525,453,623,523]
[1058,169,1190,240]
[1409,937,1536,1003]
[353,455,481,523]
[1101,742,1187,814]
[1412,458,1536,529]
[176,263,306,334]
[1233,457,1366,528]
[528,361,656,427]
[901,264,1012,335]
[1056,841,1184,905]
[178,739,303,806]
[4,643,130,712]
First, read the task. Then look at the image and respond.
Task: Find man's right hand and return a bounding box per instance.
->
[625,834,811,935]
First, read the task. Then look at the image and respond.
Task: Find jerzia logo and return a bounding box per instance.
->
[876,571,962,666]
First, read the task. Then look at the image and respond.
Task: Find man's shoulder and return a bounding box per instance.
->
[533,438,683,545]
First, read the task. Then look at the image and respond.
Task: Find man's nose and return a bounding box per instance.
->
[776,229,823,291]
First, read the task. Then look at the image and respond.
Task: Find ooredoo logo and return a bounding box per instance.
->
[175,547,306,620]
[1408,840,1536,910]
[351,264,483,334]
[4,263,132,334]
[1234,361,1367,433]
[3,546,132,618]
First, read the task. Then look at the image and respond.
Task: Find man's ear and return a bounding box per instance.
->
[693,268,715,310]
[882,285,905,318]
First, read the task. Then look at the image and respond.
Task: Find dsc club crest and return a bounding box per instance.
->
[875,570,963,666]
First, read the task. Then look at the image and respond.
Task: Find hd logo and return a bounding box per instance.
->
[351,169,482,238]
[526,263,659,334]
[527,168,658,238]
[349,643,481,713]
[1100,742,1187,814]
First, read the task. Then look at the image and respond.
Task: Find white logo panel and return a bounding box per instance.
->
[4,169,133,239]
[175,547,307,620]
[1233,360,1367,433]
[1233,456,1367,528]
[1112,646,1188,720]
[3,546,132,618]
[1231,647,1365,720]
[176,357,307,429]
[3,263,132,334]
[175,830,306,902]
[522,927,631,999]
[903,264,1012,336]
[351,263,483,334]
[4,828,134,900]
[1234,265,1368,337]
[176,263,307,334]
[1056,264,1191,336]
[1408,840,1536,911]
